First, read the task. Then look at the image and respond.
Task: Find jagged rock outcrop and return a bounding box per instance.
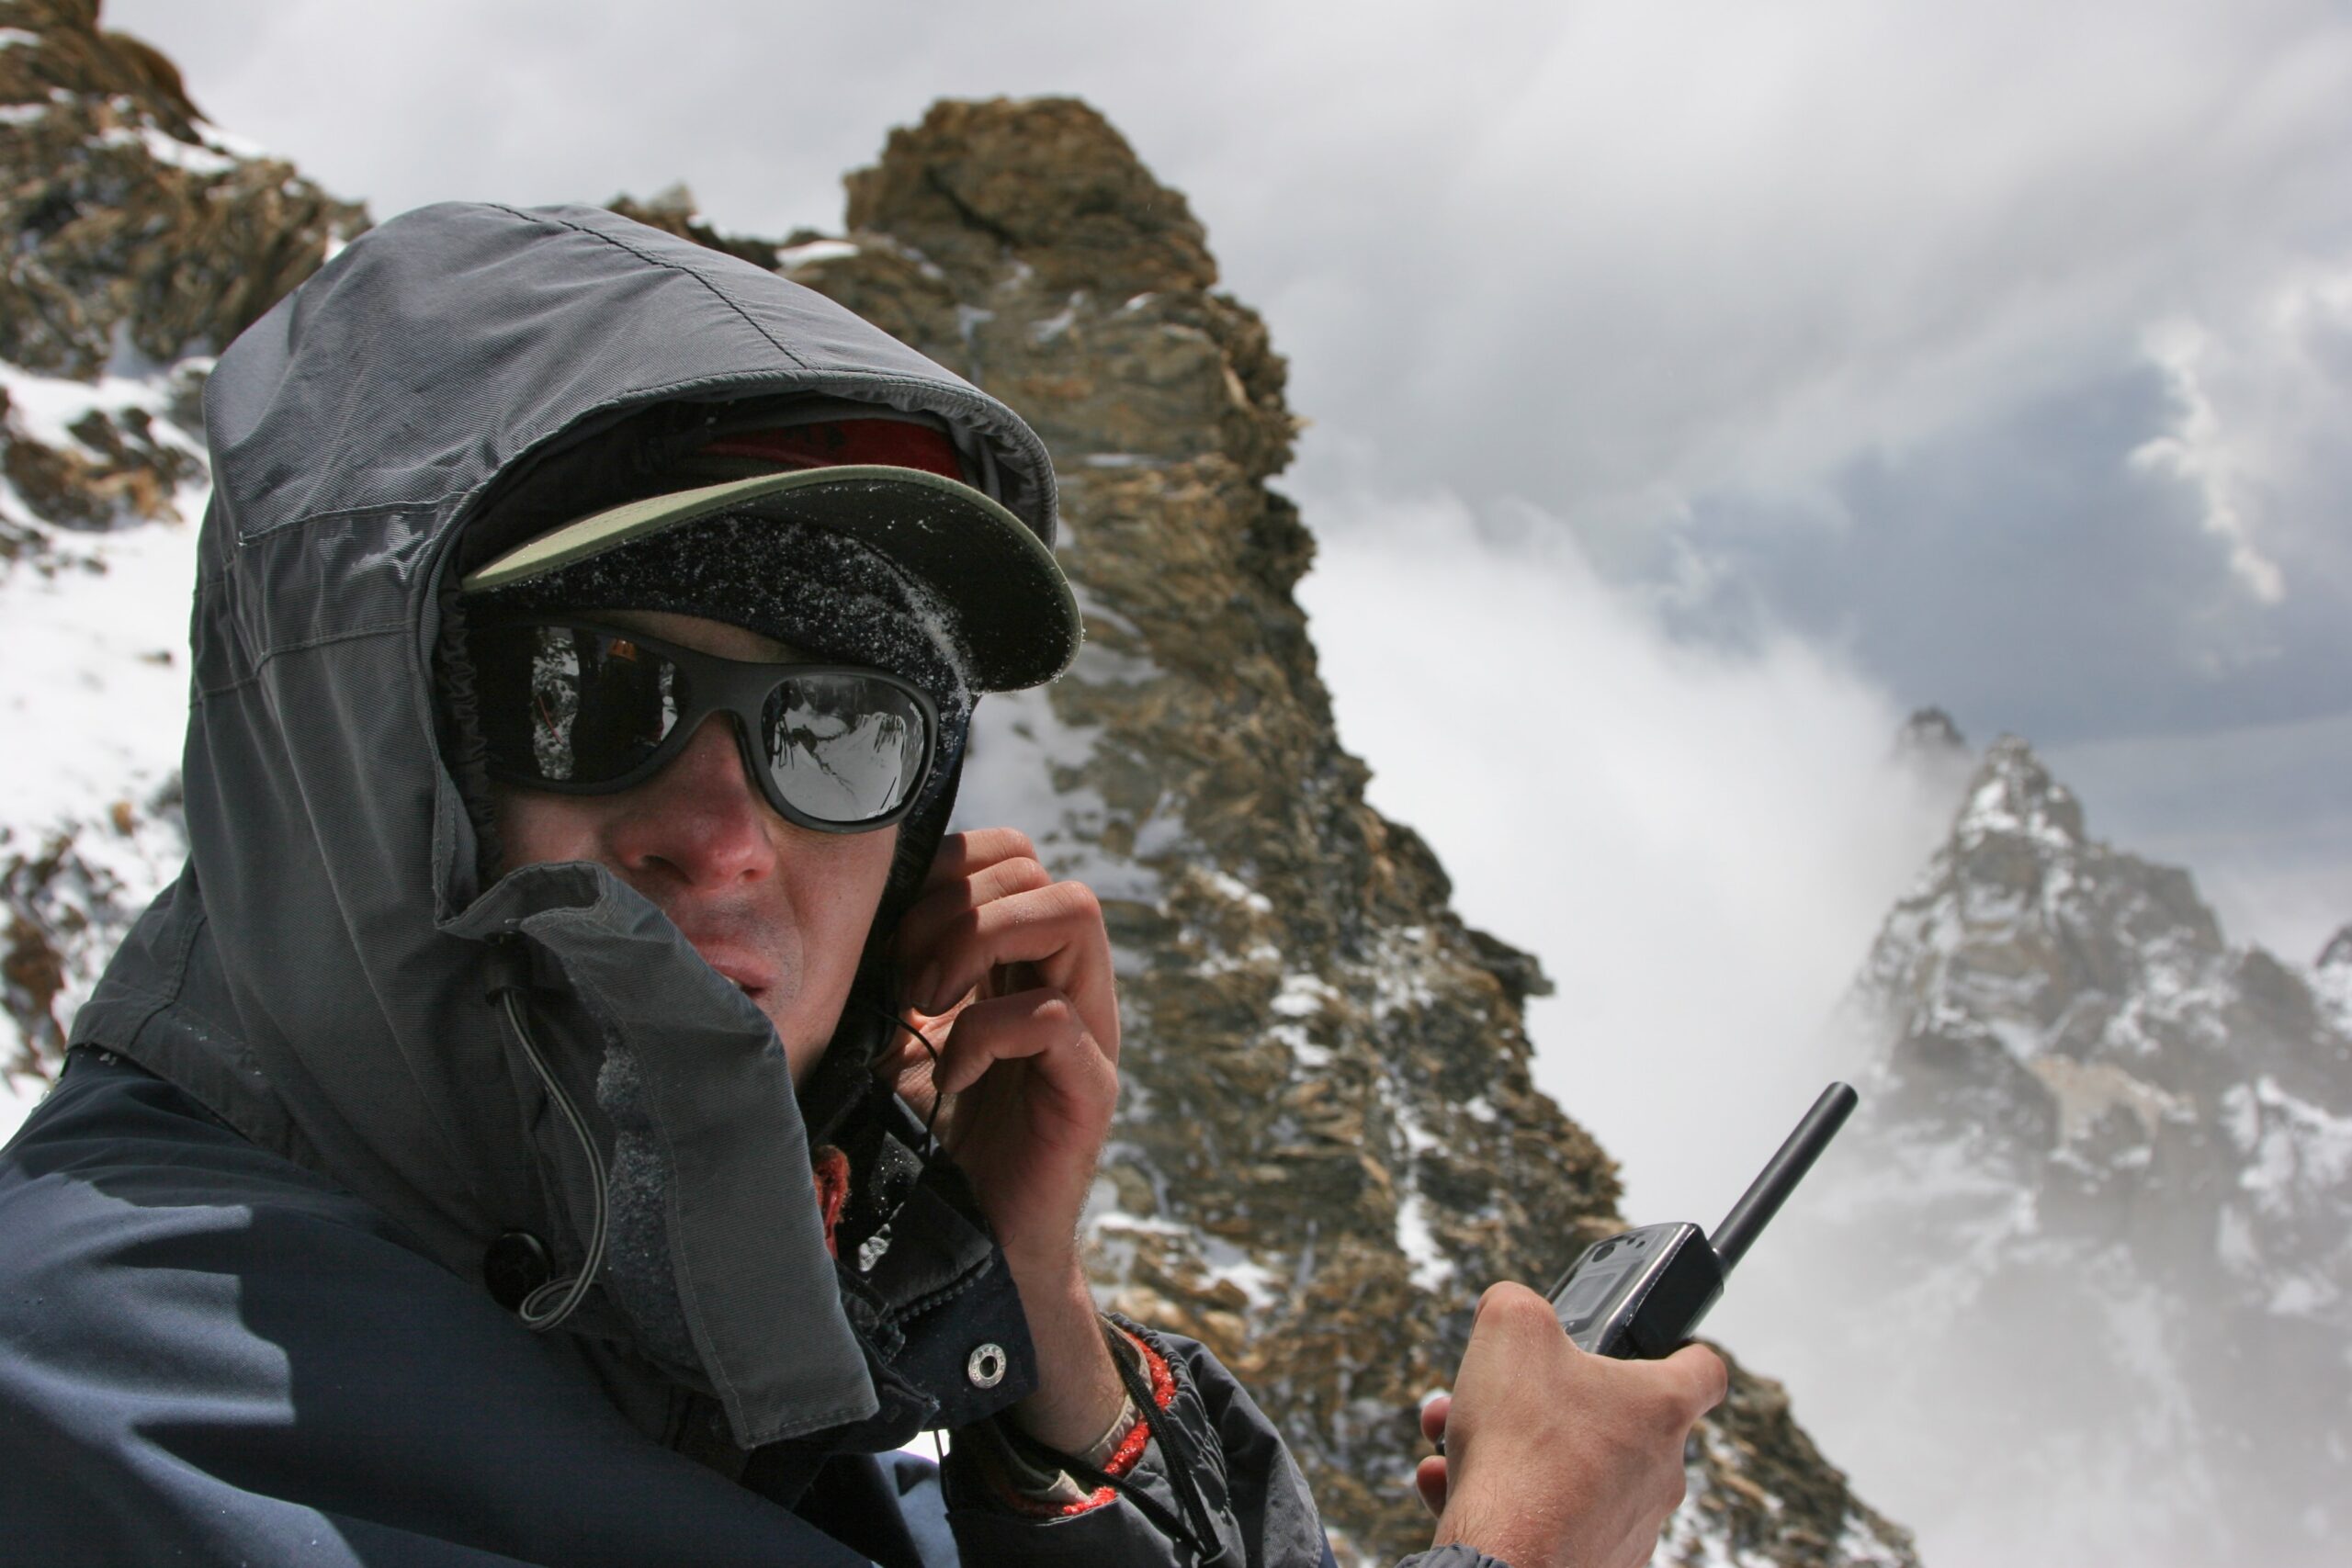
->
[0,0,361,535]
[0,9,1915,1557]
[1892,706,1965,763]
[1786,736,2352,1566]
[0,1,361,376]
[2315,926,2352,1037]
[605,182,791,274]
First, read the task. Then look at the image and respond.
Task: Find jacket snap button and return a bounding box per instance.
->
[484,1231,552,1312]
[966,1342,1008,1390]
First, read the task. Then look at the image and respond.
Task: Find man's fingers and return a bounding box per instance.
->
[1662,1342,1730,1416]
[905,881,1117,1047]
[919,828,1041,893]
[932,988,1114,1110]
[1419,1393,1452,1446]
[896,853,1054,959]
[899,828,1120,1063]
[1469,1280,1566,1350]
[1413,1455,1449,1517]
[1433,1284,1721,1568]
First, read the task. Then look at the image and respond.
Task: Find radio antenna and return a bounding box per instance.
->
[1711,1082,1858,1275]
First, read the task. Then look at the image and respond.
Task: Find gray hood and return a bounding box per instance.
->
[75,202,1059,1447]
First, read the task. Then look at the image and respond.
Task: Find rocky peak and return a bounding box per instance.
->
[1863,736,2233,1111]
[605,182,789,274]
[844,96,1218,299]
[1799,733,2352,1563]
[801,98,1297,489]
[2316,925,2352,1035]
[1950,733,2086,852]
[1891,705,1966,761]
[2,0,201,137]
[0,0,362,561]
[0,0,363,386]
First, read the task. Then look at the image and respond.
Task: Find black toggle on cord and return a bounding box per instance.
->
[486,941,610,1333]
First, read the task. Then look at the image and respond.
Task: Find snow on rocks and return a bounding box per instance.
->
[0,354,205,1134]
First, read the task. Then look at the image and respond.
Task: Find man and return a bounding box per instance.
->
[0,203,1720,1566]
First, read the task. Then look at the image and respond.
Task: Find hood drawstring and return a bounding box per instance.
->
[486,941,610,1332]
[991,1320,1235,1567]
[1097,1318,1234,1567]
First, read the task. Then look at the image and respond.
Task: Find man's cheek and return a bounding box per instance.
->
[491,788,600,874]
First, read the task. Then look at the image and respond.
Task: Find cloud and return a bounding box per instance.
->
[1293,476,1960,1225]
[2132,263,2352,609]
[1664,349,2349,742]
[2133,319,2290,604]
[1263,0,2352,515]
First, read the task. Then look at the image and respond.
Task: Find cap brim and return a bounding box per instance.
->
[459,466,1080,691]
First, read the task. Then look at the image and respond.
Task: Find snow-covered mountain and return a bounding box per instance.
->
[1743,726,2352,1566]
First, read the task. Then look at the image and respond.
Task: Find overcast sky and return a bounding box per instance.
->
[108,0,2351,1195]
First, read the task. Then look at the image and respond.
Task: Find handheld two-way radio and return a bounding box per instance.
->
[1544,1082,1858,1358]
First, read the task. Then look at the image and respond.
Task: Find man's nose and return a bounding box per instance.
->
[605,715,779,888]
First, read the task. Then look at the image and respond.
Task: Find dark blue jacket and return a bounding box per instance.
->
[1,1050,1361,1564]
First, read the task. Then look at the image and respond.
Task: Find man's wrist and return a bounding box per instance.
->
[1002,1258,1126,1454]
[1433,1516,1547,1568]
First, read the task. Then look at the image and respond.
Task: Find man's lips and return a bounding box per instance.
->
[680,940,780,998]
[651,895,788,999]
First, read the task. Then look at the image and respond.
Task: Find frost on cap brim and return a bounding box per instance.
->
[462,465,1080,693]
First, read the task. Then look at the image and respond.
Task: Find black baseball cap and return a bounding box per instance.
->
[459,412,1080,693]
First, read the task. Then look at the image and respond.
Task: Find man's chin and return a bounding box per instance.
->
[765,1001,839,1087]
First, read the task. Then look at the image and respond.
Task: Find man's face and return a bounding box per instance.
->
[491,608,900,1084]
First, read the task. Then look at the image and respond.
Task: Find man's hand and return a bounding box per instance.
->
[1417,1283,1727,1568]
[888,829,1125,1452]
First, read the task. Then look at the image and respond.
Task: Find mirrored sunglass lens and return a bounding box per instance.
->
[763,674,928,823]
[481,626,682,784]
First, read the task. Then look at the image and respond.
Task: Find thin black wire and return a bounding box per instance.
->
[870,1004,947,1149]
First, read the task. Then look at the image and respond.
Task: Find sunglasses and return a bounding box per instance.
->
[470,618,937,834]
